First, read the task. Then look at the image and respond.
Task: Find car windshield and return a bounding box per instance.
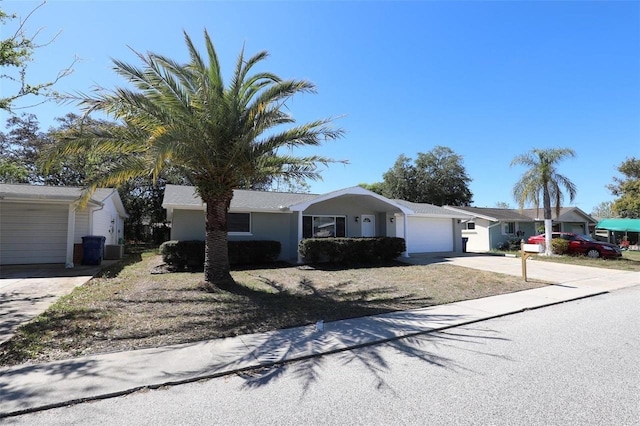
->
[579,234,597,242]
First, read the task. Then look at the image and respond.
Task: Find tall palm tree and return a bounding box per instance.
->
[511,148,577,256]
[47,30,343,289]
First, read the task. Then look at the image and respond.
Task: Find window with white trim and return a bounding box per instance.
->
[228,213,251,233]
[303,215,346,238]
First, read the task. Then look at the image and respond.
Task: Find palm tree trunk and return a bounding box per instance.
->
[203,195,235,289]
[543,186,553,256]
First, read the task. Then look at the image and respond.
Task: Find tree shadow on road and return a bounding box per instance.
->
[202,307,512,398]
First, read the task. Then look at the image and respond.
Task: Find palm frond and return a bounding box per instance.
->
[52,29,343,208]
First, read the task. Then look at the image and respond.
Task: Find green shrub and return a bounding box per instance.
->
[551,238,569,255]
[159,240,205,270]
[228,240,281,264]
[508,237,524,250]
[496,241,510,251]
[496,238,523,251]
[160,240,281,270]
[298,237,405,264]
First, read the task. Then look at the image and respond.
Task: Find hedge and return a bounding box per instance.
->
[159,240,281,270]
[551,238,569,255]
[298,237,406,264]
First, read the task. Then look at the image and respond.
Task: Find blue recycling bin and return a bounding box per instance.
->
[82,236,106,265]
[462,237,469,253]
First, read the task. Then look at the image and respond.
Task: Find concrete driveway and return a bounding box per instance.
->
[0,263,116,345]
[403,253,640,291]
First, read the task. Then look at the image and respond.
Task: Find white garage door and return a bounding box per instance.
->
[0,202,68,265]
[405,217,453,253]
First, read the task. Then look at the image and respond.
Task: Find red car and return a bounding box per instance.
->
[527,232,622,259]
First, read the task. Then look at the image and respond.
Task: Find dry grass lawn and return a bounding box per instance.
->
[0,252,546,367]
[532,250,640,271]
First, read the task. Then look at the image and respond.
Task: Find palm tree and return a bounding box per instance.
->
[47,30,343,289]
[511,148,577,256]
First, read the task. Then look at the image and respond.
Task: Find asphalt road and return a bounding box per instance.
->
[5,286,640,426]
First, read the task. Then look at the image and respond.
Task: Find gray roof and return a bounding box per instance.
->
[0,183,114,204]
[517,207,597,223]
[163,185,468,218]
[163,184,318,211]
[446,206,533,222]
[230,189,318,211]
[0,183,128,217]
[445,205,597,223]
[393,199,472,218]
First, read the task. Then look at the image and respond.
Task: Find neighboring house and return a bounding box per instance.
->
[595,218,640,248]
[0,184,128,267]
[162,185,472,262]
[443,207,535,252]
[516,207,597,235]
[443,206,598,252]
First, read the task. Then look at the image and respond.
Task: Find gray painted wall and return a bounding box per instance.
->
[171,209,298,261]
[228,212,295,261]
[171,209,206,241]
[170,201,398,262]
[452,219,464,252]
[489,223,506,250]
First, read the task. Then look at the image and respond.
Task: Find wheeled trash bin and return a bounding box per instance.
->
[462,237,469,253]
[82,235,106,265]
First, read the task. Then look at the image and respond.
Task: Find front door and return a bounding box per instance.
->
[361,214,376,237]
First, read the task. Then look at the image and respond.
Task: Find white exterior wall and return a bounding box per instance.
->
[398,216,454,253]
[74,210,91,243]
[0,202,69,265]
[461,217,492,252]
[91,198,121,245]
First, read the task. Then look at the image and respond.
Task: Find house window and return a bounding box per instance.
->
[465,222,476,230]
[503,222,516,235]
[228,213,251,233]
[303,215,346,238]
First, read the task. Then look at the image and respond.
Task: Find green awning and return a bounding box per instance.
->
[596,218,640,232]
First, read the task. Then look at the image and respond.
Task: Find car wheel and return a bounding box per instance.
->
[587,249,600,258]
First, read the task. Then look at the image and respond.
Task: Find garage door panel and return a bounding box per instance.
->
[0,202,68,265]
[407,217,453,253]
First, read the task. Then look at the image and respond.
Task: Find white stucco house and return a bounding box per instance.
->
[0,184,128,267]
[162,185,472,262]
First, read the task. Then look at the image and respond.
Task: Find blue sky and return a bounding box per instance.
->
[2,0,639,213]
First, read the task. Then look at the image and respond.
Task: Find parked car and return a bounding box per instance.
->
[527,232,622,259]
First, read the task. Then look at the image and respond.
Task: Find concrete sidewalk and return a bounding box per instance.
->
[1,256,639,417]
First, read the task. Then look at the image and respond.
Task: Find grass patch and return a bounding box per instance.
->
[490,249,640,271]
[530,250,640,271]
[0,252,546,367]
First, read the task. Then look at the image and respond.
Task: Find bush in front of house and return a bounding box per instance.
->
[496,237,524,251]
[228,240,281,264]
[496,241,511,251]
[551,238,569,255]
[298,237,406,264]
[160,240,205,270]
[159,240,281,270]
